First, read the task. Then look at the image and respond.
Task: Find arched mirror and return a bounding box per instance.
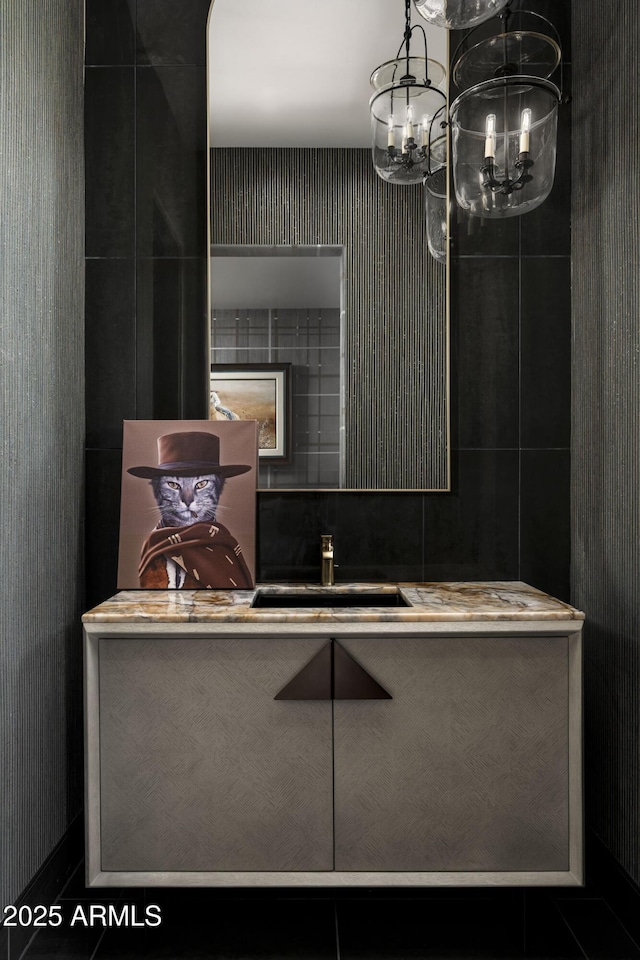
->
[208,0,450,491]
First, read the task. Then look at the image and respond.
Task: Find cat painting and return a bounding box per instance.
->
[118,425,256,590]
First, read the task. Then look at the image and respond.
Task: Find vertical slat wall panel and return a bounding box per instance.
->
[0,1,85,907]
[211,148,448,490]
[571,1,640,883]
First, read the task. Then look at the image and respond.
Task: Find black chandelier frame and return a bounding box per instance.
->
[370,0,448,179]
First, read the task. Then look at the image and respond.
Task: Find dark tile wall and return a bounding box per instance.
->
[85,0,210,607]
[444,0,572,601]
[85,0,572,606]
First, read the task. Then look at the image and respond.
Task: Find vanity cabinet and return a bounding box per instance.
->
[97,635,333,874]
[84,585,583,887]
[332,635,570,873]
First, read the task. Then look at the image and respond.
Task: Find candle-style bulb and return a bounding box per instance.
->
[519,107,532,154]
[387,115,395,148]
[405,104,414,142]
[421,114,429,147]
[484,113,496,160]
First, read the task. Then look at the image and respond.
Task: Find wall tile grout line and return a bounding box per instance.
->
[551,901,591,960]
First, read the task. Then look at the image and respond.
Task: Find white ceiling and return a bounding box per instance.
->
[211,255,342,308]
[208,0,447,148]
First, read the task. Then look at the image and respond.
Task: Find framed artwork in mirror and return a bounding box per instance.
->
[210,363,291,461]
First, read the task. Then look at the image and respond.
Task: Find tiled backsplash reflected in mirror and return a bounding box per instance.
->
[211,307,342,488]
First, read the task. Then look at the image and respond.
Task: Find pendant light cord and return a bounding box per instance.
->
[404,0,412,68]
[395,0,431,78]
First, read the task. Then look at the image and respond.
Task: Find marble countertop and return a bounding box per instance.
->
[83,582,584,623]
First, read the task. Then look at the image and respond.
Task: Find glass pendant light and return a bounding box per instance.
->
[451,9,561,89]
[448,4,562,218]
[370,0,447,185]
[424,168,448,262]
[449,77,560,217]
[413,0,509,31]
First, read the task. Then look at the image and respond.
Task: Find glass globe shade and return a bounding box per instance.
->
[449,77,560,218]
[370,58,447,185]
[413,0,509,30]
[424,169,448,263]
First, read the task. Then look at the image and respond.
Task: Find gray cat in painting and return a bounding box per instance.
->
[151,474,226,528]
[126,430,253,590]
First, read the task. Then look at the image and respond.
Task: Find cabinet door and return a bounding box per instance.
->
[333,635,569,872]
[99,636,333,872]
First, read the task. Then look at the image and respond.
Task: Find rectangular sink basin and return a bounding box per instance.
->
[251,590,411,609]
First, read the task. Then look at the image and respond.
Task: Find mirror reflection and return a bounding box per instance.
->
[208,0,450,491]
[211,245,344,488]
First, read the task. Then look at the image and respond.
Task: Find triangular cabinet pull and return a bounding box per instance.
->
[274,642,332,700]
[274,641,391,701]
[333,642,392,700]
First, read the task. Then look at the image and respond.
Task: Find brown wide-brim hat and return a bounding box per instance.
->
[127,431,252,479]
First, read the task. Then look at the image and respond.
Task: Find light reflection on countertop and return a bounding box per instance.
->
[82,581,584,623]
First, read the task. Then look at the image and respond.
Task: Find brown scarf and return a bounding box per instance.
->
[138,521,253,589]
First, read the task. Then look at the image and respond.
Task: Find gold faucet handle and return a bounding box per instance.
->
[320,535,335,586]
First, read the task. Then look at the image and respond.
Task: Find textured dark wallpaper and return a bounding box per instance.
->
[0,0,85,908]
[571,1,640,885]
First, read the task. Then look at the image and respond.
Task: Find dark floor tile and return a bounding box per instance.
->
[335,889,525,904]
[93,926,211,960]
[94,899,337,959]
[523,892,586,959]
[591,846,640,948]
[556,899,640,960]
[337,898,524,959]
[57,863,123,903]
[6,827,84,960]
[524,887,584,960]
[551,832,612,900]
[18,924,103,960]
[545,875,602,900]
[139,887,523,908]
